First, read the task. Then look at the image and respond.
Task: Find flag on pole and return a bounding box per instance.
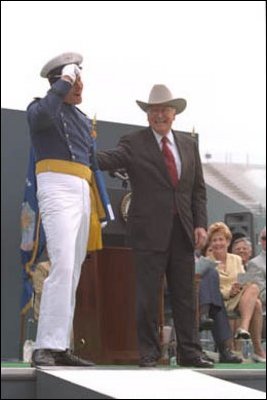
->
[20,147,46,315]
[90,115,115,222]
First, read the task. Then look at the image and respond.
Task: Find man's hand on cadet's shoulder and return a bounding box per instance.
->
[61,64,81,85]
[194,227,207,250]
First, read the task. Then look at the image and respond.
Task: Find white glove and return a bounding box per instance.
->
[61,64,81,84]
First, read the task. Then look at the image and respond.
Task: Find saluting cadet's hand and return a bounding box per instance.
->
[61,64,81,85]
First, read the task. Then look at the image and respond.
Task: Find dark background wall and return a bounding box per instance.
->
[1,108,254,360]
[1,109,31,360]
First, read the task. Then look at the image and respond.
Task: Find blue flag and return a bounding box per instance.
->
[90,118,114,222]
[91,138,115,222]
[20,147,46,315]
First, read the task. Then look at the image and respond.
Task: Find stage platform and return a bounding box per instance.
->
[1,362,266,399]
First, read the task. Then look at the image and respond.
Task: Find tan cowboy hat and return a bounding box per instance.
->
[40,52,83,78]
[136,84,186,115]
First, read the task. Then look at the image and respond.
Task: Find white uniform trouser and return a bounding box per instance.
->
[35,172,90,350]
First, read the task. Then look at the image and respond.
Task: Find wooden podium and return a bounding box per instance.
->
[74,247,139,364]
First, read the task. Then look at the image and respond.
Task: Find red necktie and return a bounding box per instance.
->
[161,136,179,187]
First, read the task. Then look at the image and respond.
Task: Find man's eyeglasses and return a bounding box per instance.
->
[261,236,266,240]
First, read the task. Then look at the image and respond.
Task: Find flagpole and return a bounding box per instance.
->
[89,115,115,221]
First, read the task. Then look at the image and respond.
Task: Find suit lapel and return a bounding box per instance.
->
[173,131,188,183]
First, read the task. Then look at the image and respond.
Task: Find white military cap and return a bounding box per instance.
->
[40,52,83,78]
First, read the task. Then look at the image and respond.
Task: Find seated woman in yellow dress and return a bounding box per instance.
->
[207,222,266,363]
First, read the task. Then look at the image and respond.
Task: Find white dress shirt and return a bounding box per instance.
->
[152,129,182,178]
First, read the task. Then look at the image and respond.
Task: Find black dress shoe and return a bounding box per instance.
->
[139,357,158,367]
[219,348,243,363]
[55,350,95,366]
[179,356,214,368]
[199,315,214,331]
[31,349,57,367]
[31,349,94,367]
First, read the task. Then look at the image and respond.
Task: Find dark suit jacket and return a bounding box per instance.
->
[97,127,207,251]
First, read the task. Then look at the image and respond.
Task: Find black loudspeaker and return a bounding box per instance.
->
[224,212,255,256]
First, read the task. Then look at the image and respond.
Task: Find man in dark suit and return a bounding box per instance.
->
[98,84,212,367]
